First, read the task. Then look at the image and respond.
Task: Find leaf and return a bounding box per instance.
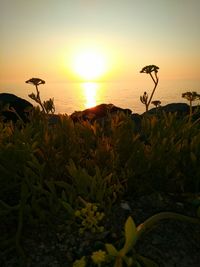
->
[60,200,74,215]
[45,180,56,195]
[137,255,159,267]
[67,159,77,177]
[54,180,74,192]
[123,256,134,266]
[120,216,137,256]
[134,262,142,267]
[105,243,118,257]
[61,190,67,201]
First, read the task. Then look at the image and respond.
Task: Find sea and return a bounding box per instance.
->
[1,79,200,115]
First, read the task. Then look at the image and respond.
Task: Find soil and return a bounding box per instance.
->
[1,193,200,267]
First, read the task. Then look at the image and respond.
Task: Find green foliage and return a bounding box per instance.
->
[1,108,200,264]
[78,212,200,267]
[125,113,200,193]
[103,216,158,267]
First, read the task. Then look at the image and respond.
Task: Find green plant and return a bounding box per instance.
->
[182,91,200,118]
[1,107,200,265]
[104,216,157,267]
[26,77,55,114]
[140,65,159,111]
[75,197,104,234]
[66,159,122,210]
[124,111,200,193]
[79,212,200,267]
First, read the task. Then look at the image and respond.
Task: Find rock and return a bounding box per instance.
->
[142,103,200,122]
[70,103,132,122]
[145,103,190,116]
[0,93,33,122]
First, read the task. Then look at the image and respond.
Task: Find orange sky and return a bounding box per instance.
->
[1,0,200,85]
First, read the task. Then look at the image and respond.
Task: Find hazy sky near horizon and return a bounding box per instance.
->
[1,0,200,84]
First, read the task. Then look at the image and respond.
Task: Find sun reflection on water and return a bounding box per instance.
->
[82,82,99,109]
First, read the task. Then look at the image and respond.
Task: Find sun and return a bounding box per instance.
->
[72,49,107,81]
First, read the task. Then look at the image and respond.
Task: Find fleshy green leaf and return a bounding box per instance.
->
[105,243,118,257]
[60,201,74,215]
[120,216,137,256]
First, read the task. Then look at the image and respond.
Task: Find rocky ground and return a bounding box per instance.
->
[1,193,200,267]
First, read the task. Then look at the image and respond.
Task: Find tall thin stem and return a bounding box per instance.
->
[140,65,159,111]
[147,76,159,108]
[189,99,192,119]
[35,84,45,113]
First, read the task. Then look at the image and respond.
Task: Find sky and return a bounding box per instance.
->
[1,0,200,85]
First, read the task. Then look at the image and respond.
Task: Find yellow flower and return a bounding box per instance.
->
[91,250,106,264]
[75,210,81,217]
[73,256,86,267]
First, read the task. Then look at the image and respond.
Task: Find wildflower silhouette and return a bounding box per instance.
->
[26,78,55,114]
[140,91,148,110]
[140,65,159,111]
[152,100,161,108]
[182,91,200,118]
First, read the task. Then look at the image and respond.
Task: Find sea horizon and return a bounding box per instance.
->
[1,79,200,115]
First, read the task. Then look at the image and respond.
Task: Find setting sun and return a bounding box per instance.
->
[72,49,107,81]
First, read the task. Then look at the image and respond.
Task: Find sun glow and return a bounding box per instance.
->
[82,82,99,108]
[72,49,107,81]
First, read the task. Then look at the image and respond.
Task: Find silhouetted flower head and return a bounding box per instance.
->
[182,91,200,102]
[25,78,45,86]
[152,100,161,107]
[140,65,159,74]
[140,91,148,104]
[28,93,37,101]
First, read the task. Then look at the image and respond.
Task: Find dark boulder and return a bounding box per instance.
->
[71,103,132,122]
[145,103,190,116]
[145,103,200,121]
[0,93,33,122]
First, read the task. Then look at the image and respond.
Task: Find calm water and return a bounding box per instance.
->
[1,80,200,115]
